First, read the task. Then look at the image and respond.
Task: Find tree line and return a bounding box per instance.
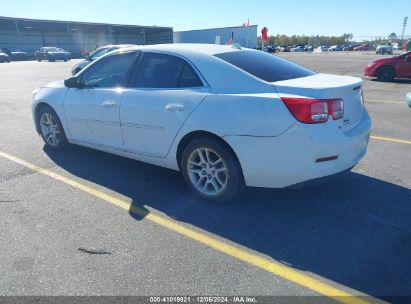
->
[258,34,353,46]
[257,33,402,46]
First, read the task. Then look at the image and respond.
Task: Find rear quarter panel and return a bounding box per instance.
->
[178,93,296,137]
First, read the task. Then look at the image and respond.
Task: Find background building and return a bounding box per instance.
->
[0,16,173,58]
[174,25,258,48]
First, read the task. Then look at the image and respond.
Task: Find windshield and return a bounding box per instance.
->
[214,50,315,82]
[44,47,61,52]
[90,47,115,60]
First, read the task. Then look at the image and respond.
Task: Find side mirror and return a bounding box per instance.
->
[64,76,81,88]
[405,55,411,63]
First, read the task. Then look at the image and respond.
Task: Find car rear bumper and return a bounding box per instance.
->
[224,110,372,188]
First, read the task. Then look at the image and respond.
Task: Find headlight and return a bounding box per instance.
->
[367,61,375,67]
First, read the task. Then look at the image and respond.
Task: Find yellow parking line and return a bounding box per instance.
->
[0,150,371,304]
[371,136,411,145]
[366,99,404,104]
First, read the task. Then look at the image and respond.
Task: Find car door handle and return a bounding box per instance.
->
[100,100,116,108]
[165,104,185,112]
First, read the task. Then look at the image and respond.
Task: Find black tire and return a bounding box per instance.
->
[64,58,67,62]
[181,137,243,204]
[37,57,41,62]
[376,66,395,82]
[37,105,68,150]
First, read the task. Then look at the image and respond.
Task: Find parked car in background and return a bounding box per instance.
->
[314,45,329,52]
[276,45,291,52]
[406,92,411,108]
[291,45,306,52]
[343,44,359,51]
[376,45,393,55]
[71,44,135,75]
[353,44,370,51]
[35,47,71,62]
[328,45,344,51]
[32,44,371,203]
[2,48,27,61]
[263,45,276,53]
[364,50,411,81]
[0,51,11,63]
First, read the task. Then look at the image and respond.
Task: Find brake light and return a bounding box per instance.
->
[281,97,344,124]
[281,97,328,123]
[328,99,344,120]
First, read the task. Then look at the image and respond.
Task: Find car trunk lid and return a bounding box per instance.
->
[272,73,364,132]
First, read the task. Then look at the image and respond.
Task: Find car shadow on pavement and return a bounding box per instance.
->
[44,144,411,302]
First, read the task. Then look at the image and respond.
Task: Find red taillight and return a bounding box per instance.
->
[281,97,344,124]
[281,97,328,123]
[328,98,344,120]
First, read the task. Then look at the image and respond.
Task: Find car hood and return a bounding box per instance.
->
[49,51,68,55]
[43,80,66,88]
[373,56,397,63]
[73,59,90,69]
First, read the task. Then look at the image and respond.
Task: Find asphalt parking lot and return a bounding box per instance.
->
[0,52,410,303]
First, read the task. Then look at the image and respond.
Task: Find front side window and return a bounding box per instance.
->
[80,51,137,88]
[214,50,316,82]
[135,53,203,88]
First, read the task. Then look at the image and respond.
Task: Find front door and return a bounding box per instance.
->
[64,50,139,148]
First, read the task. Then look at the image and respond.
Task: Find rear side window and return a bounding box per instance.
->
[135,53,203,88]
[214,50,315,82]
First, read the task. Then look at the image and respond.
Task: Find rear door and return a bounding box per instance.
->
[120,52,210,157]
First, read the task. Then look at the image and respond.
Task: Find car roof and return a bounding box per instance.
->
[112,43,272,94]
[99,44,136,49]
[121,43,242,56]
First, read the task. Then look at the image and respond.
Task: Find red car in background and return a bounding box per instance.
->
[353,44,370,51]
[364,51,411,81]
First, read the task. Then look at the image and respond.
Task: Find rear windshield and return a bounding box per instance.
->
[214,50,315,82]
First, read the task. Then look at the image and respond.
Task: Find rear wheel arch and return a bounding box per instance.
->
[176,131,243,176]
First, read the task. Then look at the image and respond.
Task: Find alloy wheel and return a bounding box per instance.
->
[187,147,228,196]
[39,112,60,146]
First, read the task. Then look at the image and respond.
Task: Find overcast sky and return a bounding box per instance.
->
[1,0,409,39]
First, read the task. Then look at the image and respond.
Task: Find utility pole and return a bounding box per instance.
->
[401,16,408,43]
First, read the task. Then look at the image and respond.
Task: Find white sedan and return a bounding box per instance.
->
[32,44,371,203]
